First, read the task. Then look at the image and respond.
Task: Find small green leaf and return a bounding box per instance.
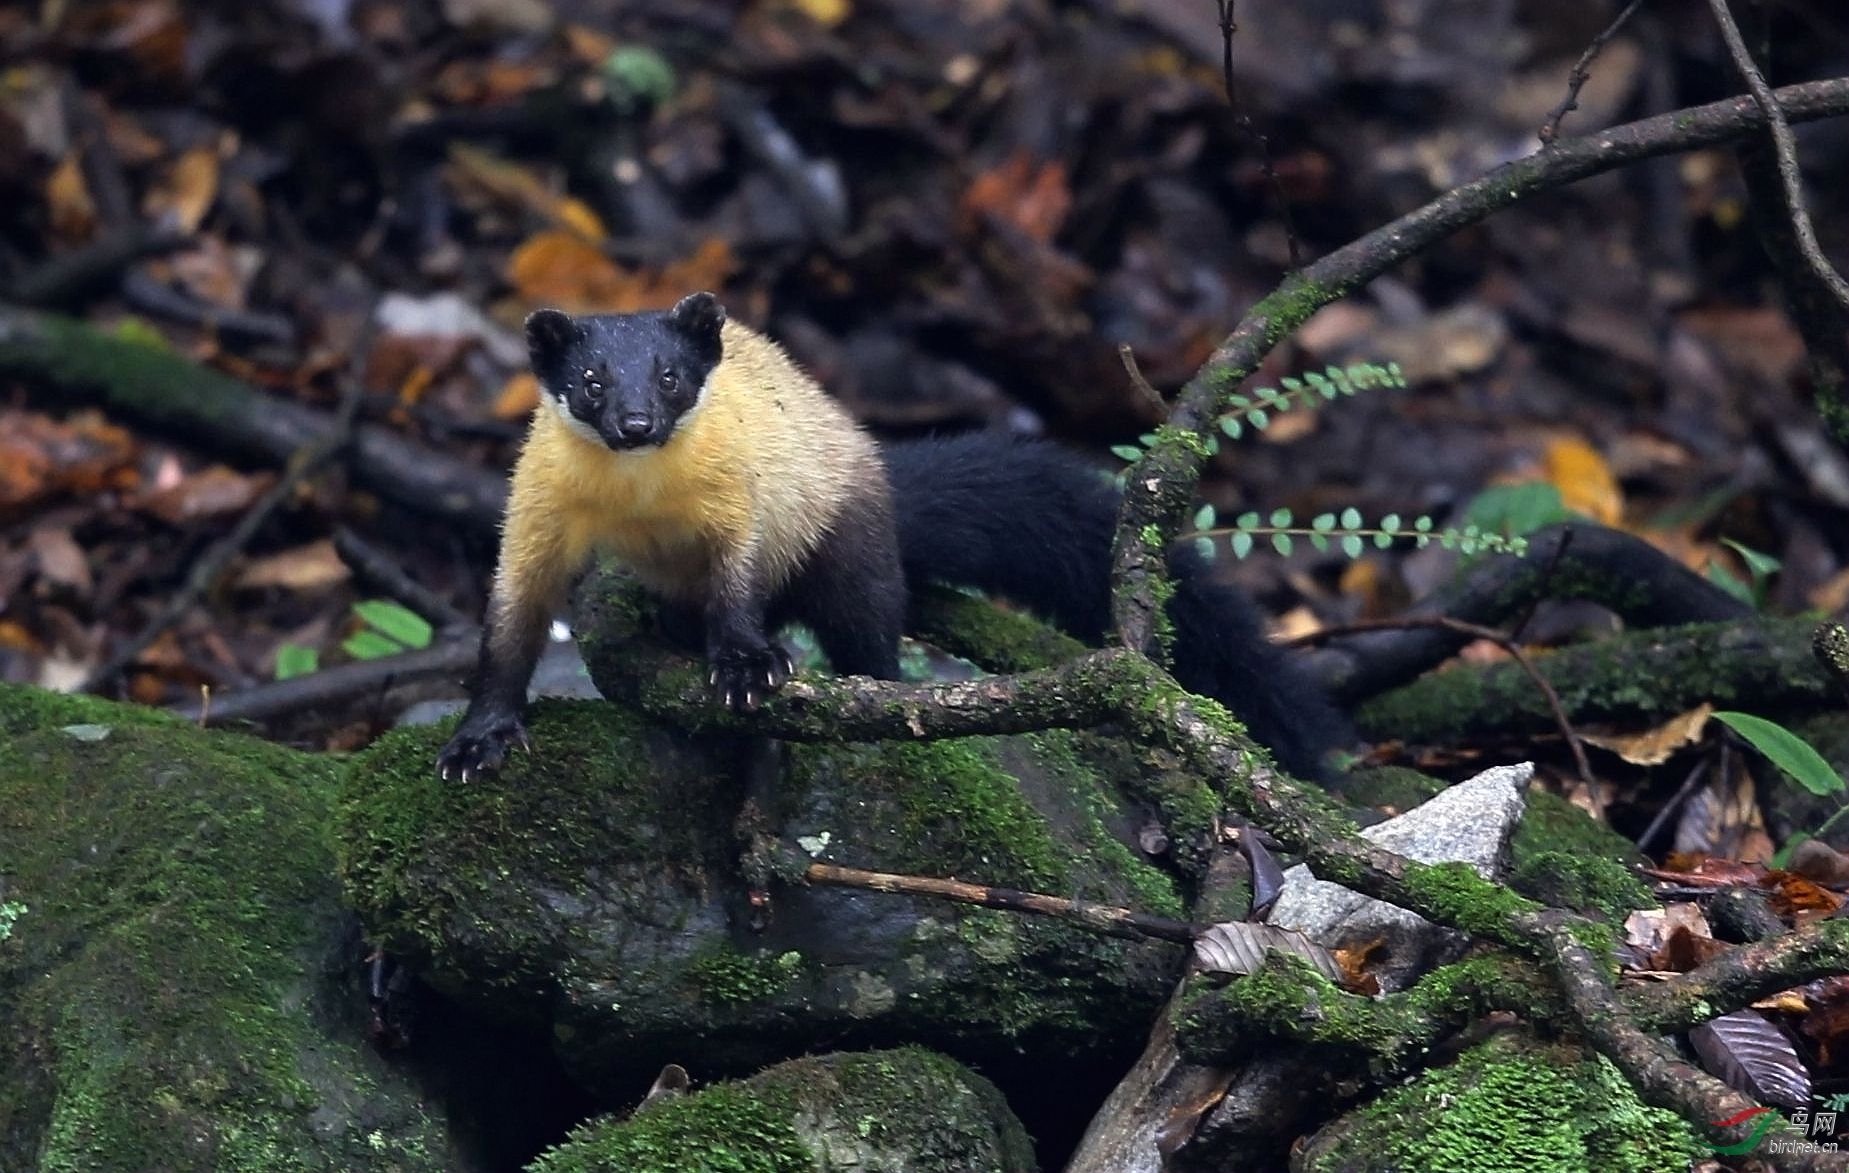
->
[1713,711,1844,796]
[60,724,112,742]
[1236,511,1261,531]
[1269,508,1293,527]
[1386,362,1406,387]
[275,644,320,680]
[1194,537,1217,561]
[1280,377,1304,395]
[1230,532,1254,559]
[1111,444,1145,462]
[1271,533,1293,556]
[1228,394,1252,409]
[1311,512,1336,533]
[1341,534,1364,558]
[1220,419,1244,440]
[1340,506,1362,530]
[354,600,434,650]
[1249,409,1269,430]
[1414,515,1433,532]
[1373,531,1394,549]
[1194,504,1217,532]
[1721,539,1782,581]
[1309,533,1329,552]
[343,630,405,661]
[1380,514,1401,534]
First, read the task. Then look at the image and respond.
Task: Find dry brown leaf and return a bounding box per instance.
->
[1543,436,1623,526]
[494,372,542,420]
[0,409,138,517]
[1582,703,1713,766]
[961,150,1072,244]
[562,24,617,63]
[1768,872,1844,920]
[1624,903,1713,959]
[46,151,97,241]
[28,526,92,595]
[234,539,350,592]
[164,237,257,309]
[135,464,267,525]
[143,143,220,233]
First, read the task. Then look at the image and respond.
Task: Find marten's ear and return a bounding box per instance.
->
[667,292,725,365]
[525,309,580,372]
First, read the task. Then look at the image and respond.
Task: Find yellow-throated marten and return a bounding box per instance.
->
[436,292,1347,781]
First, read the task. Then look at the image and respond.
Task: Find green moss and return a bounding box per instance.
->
[1331,766,1446,816]
[685,947,803,1006]
[530,1047,1034,1173]
[1509,850,1654,922]
[0,684,451,1172]
[335,699,705,993]
[1509,789,1646,872]
[1301,1035,1697,1173]
[1399,861,1542,938]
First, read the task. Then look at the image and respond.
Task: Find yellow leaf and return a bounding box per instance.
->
[46,152,96,240]
[1543,436,1623,526]
[1582,703,1712,767]
[786,0,851,27]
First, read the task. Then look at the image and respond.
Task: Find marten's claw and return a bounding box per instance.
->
[710,643,792,713]
[436,711,529,781]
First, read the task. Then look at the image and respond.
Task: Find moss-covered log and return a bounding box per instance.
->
[338,698,1189,1096]
[530,1047,1035,1173]
[1357,616,1833,744]
[0,685,459,1173]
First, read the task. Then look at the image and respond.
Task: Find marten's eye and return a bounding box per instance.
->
[581,370,604,402]
[658,368,679,393]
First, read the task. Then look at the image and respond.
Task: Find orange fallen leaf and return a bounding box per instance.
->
[46,152,98,242]
[507,233,736,313]
[962,150,1072,243]
[143,143,220,233]
[1543,436,1623,526]
[494,372,542,419]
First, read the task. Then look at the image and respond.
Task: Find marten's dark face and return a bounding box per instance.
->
[526,293,725,451]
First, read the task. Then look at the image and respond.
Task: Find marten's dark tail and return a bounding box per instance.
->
[881,431,1350,780]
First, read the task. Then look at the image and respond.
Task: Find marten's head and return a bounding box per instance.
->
[525,292,725,451]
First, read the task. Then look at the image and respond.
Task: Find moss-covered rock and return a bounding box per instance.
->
[0,684,459,1173]
[338,699,1184,1095]
[1294,1034,1697,1173]
[530,1047,1035,1173]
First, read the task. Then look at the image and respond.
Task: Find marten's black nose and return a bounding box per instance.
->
[617,413,652,438]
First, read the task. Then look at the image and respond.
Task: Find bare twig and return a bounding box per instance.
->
[1117,344,1170,418]
[1706,0,1849,314]
[333,526,473,632]
[1538,0,1648,144]
[1214,0,1300,269]
[805,862,1199,944]
[172,637,478,726]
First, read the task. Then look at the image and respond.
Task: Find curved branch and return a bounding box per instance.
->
[1110,76,1849,652]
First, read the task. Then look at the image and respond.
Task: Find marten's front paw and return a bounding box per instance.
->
[708,642,793,712]
[437,711,530,782]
